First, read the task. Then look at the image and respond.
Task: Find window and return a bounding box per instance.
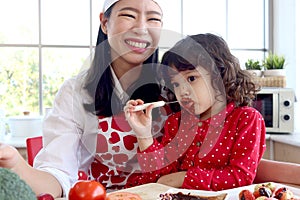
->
[160,0,268,68]
[0,0,99,116]
[0,0,268,117]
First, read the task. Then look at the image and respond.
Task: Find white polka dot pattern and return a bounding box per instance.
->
[136,102,266,191]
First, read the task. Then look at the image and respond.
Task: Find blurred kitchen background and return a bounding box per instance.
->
[0,0,299,132]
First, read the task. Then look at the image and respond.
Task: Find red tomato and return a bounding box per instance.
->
[106,192,142,200]
[68,180,106,200]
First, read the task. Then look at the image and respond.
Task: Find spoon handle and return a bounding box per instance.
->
[133,100,178,111]
[133,101,166,111]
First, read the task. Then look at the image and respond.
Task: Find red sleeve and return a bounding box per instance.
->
[182,107,266,190]
[135,113,183,184]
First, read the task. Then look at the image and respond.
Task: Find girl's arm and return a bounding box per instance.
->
[255,158,300,185]
[157,171,186,188]
[0,144,62,197]
[180,108,266,190]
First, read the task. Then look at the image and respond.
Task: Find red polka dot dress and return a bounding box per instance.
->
[136,102,266,191]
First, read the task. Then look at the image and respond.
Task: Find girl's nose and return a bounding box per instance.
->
[179,85,190,96]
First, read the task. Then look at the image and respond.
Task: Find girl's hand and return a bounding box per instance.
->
[124,99,154,151]
[124,99,153,139]
[0,143,22,170]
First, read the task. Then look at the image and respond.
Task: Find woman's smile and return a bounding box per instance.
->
[125,38,151,53]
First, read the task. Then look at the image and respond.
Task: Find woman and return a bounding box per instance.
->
[0,0,164,197]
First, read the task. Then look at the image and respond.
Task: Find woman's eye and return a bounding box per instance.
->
[187,76,197,82]
[148,17,162,22]
[119,14,135,19]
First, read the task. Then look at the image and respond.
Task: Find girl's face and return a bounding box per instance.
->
[101,0,163,66]
[170,66,216,117]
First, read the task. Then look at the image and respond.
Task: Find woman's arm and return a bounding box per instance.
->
[0,144,62,197]
[255,158,300,185]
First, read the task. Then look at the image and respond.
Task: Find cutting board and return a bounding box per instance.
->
[108,183,173,200]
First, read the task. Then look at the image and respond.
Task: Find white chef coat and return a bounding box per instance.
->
[34,67,128,196]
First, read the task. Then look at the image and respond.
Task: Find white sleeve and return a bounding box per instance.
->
[33,76,98,196]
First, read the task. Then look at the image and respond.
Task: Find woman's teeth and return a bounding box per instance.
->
[126,40,148,48]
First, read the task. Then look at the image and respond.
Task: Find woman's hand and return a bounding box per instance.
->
[0,143,63,197]
[124,99,154,151]
[157,171,187,188]
[0,143,22,170]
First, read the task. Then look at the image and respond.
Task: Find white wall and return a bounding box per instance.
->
[273,0,299,132]
[296,0,300,132]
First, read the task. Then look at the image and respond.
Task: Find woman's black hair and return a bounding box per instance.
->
[83,4,161,117]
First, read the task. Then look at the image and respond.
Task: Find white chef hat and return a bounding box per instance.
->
[103,0,163,13]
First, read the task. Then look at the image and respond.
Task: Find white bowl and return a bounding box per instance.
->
[8,116,43,138]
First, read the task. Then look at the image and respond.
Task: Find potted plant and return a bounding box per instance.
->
[262,53,286,77]
[245,59,263,77]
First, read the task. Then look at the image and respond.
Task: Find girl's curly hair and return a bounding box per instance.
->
[161,33,260,108]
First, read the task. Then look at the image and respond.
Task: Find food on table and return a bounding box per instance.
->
[255,197,278,200]
[68,180,106,200]
[256,183,277,193]
[238,182,296,200]
[0,167,36,200]
[239,189,256,200]
[255,182,277,194]
[37,193,55,200]
[273,187,294,200]
[253,184,273,198]
[106,192,142,200]
[158,192,227,200]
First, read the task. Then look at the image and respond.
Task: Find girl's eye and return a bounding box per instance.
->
[187,76,197,82]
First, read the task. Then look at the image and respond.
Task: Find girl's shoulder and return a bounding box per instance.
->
[231,105,263,119]
[234,105,260,113]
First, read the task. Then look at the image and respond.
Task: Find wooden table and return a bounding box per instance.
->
[56,182,300,200]
[107,183,172,200]
[55,183,171,200]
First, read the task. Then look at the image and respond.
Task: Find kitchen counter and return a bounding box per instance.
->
[270,133,300,147]
[2,133,300,148]
[2,133,300,163]
[0,135,27,148]
[264,132,300,164]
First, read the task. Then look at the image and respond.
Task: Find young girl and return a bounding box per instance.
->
[124,33,266,191]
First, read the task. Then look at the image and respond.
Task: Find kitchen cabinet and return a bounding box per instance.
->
[263,133,300,164]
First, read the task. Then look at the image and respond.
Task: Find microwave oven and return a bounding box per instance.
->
[252,87,295,133]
